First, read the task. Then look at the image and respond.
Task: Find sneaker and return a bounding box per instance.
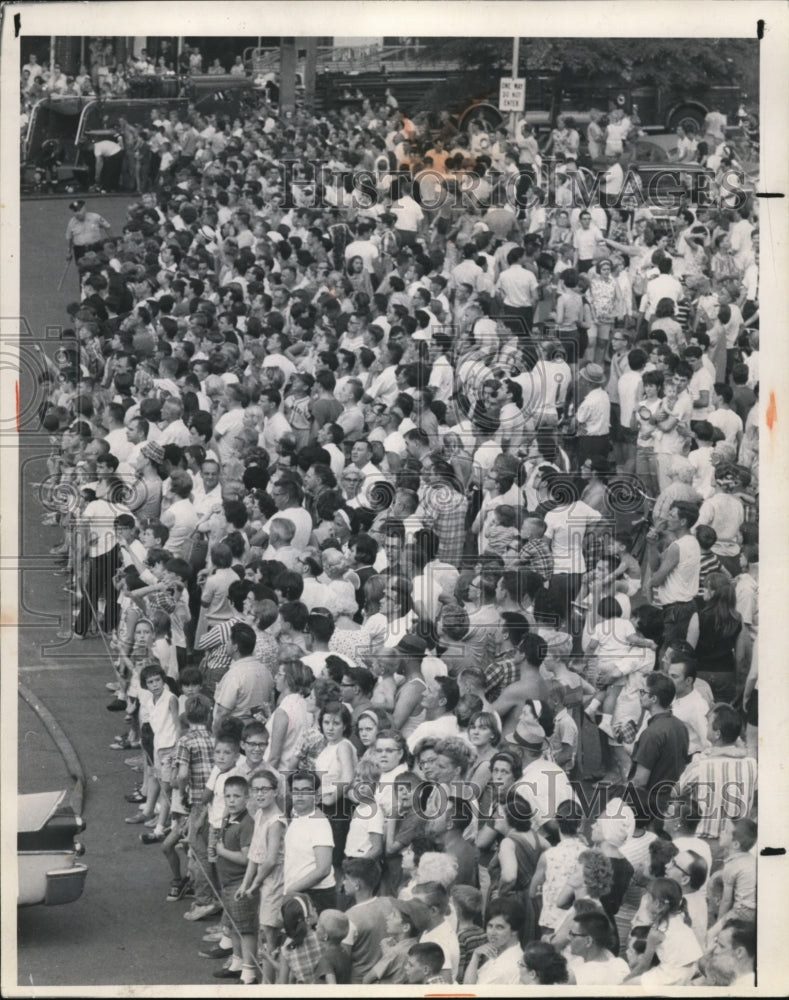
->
[212,968,241,980]
[184,902,222,922]
[106,698,128,712]
[202,926,225,942]
[166,877,190,902]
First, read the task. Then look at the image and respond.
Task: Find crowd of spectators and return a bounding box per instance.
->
[20,41,252,131]
[38,85,759,986]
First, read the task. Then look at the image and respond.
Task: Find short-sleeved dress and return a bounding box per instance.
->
[248,809,287,928]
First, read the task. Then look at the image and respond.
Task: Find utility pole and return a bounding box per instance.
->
[303,37,317,112]
[279,37,297,114]
[510,36,519,137]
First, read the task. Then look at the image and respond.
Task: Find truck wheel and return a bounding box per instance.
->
[459,102,503,133]
[668,106,705,134]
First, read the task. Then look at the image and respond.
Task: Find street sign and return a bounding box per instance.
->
[499,77,526,113]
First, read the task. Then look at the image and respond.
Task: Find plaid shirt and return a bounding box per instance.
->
[173,726,214,808]
[517,537,554,582]
[417,486,468,567]
[283,930,324,984]
[484,654,522,702]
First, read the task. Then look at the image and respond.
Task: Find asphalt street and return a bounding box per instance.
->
[15,197,217,989]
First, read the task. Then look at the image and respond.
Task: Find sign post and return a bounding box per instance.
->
[499,75,525,138]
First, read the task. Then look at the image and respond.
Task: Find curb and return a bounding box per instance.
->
[18,682,85,816]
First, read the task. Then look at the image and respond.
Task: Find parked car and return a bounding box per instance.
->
[17,790,87,906]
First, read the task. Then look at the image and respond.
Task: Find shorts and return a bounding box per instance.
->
[155,746,176,784]
[221,884,260,934]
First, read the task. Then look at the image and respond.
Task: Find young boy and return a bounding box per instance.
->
[213,775,258,984]
[546,682,578,775]
[315,908,352,984]
[164,694,214,902]
[411,881,460,983]
[184,733,242,922]
[696,525,729,601]
[363,898,432,984]
[340,857,395,984]
[708,817,757,946]
[451,886,487,982]
[384,771,427,894]
[404,942,447,985]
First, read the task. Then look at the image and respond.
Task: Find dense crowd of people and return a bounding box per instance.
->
[38,83,759,986]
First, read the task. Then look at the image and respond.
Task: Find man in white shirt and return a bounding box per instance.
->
[666,850,709,947]
[495,246,538,325]
[104,402,134,462]
[567,911,629,985]
[344,219,379,274]
[667,653,711,756]
[544,481,603,590]
[685,347,714,421]
[640,256,683,321]
[406,676,464,752]
[367,343,403,408]
[572,209,604,272]
[258,388,292,459]
[707,385,743,449]
[270,475,313,550]
[391,190,424,245]
[575,364,611,463]
[158,397,192,448]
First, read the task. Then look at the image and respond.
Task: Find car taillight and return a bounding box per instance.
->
[74,816,86,832]
[74,841,86,857]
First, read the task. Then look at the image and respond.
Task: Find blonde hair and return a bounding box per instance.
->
[415,852,459,888]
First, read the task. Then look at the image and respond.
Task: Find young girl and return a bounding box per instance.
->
[465,711,501,798]
[529,800,588,937]
[114,616,157,750]
[237,770,287,982]
[627,877,703,985]
[150,609,178,682]
[138,663,179,843]
[344,758,384,861]
[313,700,357,867]
[277,893,322,985]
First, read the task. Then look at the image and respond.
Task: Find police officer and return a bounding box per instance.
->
[65,200,111,263]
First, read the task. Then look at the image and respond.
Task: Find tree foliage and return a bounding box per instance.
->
[417,37,758,99]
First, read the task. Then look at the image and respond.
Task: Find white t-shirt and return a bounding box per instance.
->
[420,919,460,980]
[576,388,611,436]
[544,501,602,575]
[688,368,714,419]
[476,943,523,985]
[569,954,630,986]
[283,812,336,893]
[344,803,385,857]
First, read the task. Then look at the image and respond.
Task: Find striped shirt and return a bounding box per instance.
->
[677,746,757,839]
